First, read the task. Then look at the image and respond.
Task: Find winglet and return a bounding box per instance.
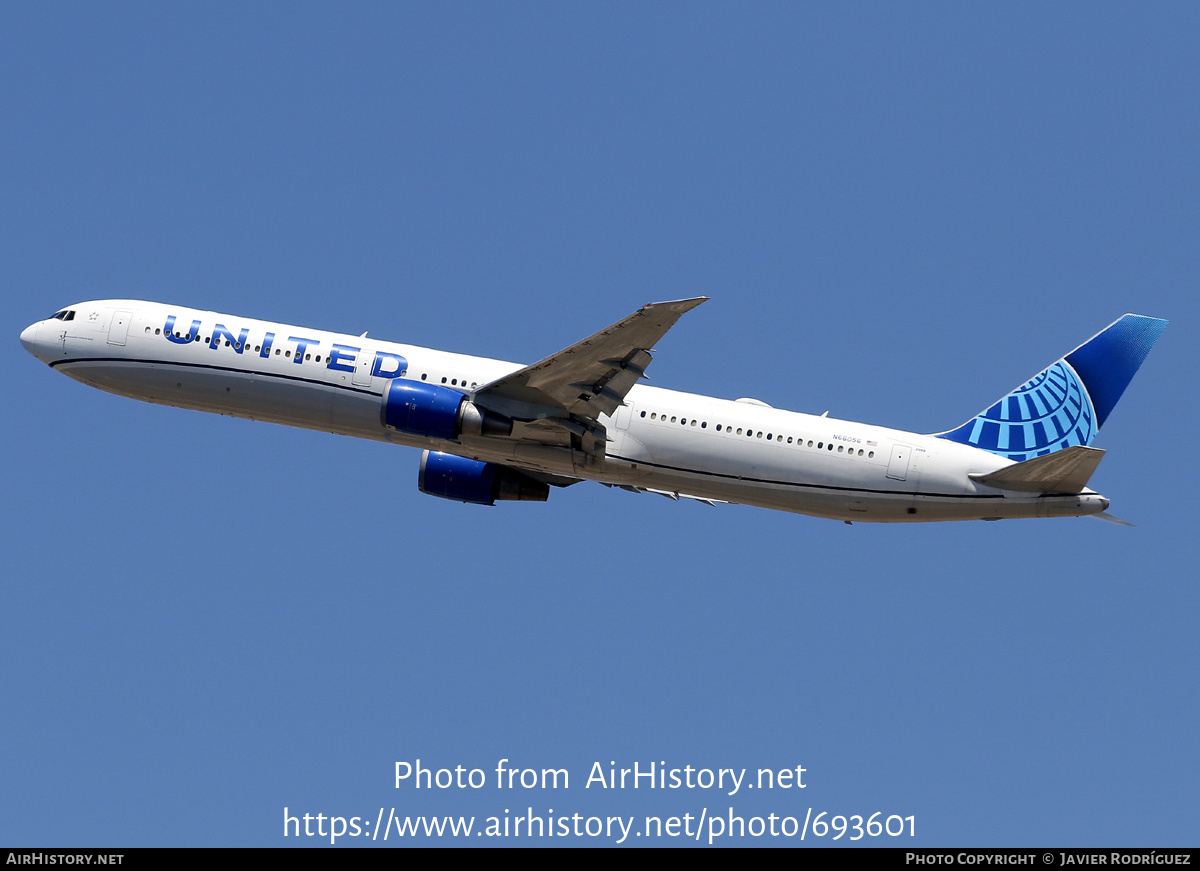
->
[643,296,709,315]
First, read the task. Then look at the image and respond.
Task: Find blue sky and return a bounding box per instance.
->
[3,3,1197,846]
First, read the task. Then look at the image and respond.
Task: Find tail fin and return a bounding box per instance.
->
[937,314,1167,461]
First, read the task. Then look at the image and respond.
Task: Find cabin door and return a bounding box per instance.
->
[108,311,132,346]
[886,444,911,481]
[352,348,374,387]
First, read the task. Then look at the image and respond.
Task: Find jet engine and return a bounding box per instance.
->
[418,451,549,505]
[382,380,512,440]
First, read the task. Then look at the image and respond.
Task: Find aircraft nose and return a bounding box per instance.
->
[20,322,40,355]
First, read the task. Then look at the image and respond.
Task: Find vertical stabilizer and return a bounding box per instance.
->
[937,314,1167,461]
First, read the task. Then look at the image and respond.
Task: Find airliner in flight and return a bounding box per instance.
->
[20,299,1166,523]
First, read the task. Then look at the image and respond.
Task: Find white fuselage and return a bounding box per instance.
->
[20,300,1110,522]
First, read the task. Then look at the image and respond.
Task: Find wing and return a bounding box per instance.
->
[470,297,707,453]
[475,297,707,416]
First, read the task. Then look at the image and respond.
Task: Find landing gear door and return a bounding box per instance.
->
[886,444,912,481]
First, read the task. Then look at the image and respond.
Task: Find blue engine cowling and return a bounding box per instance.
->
[382,380,511,440]
[418,451,549,505]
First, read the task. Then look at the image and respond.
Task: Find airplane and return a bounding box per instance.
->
[19,299,1166,523]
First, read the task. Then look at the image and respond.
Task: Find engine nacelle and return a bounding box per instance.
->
[382,380,512,440]
[418,451,549,505]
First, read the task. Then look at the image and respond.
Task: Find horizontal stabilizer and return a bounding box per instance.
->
[969,445,1105,494]
[1091,511,1135,527]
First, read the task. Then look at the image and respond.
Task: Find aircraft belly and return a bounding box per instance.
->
[600,432,1062,522]
[599,431,655,483]
[58,359,383,438]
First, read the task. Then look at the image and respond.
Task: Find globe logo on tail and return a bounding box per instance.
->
[942,360,1096,462]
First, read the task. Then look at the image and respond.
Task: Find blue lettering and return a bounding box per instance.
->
[260,332,275,358]
[164,315,200,345]
[327,344,359,373]
[210,323,250,353]
[372,352,408,379]
[289,336,321,364]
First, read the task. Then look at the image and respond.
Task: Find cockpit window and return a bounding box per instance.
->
[50,310,75,321]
